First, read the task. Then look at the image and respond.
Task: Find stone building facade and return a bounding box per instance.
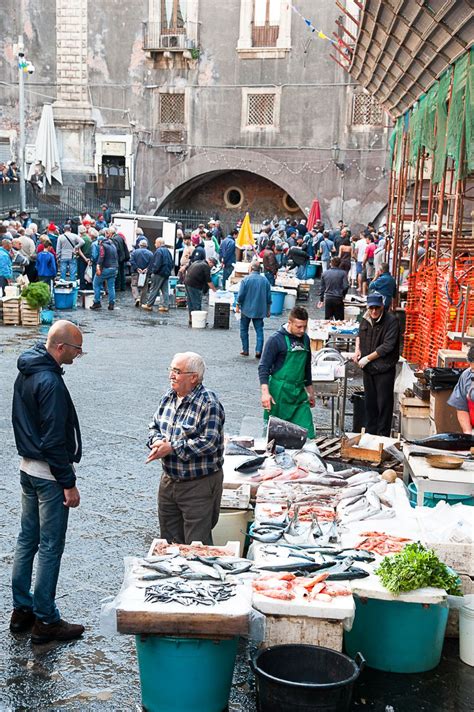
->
[0,0,390,229]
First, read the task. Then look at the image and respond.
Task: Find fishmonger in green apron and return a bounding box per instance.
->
[263,334,315,438]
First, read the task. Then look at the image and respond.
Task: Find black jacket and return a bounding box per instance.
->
[359,311,400,374]
[98,238,118,270]
[12,343,82,488]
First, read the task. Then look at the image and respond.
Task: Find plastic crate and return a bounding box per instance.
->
[213,302,230,329]
[220,484,251,509]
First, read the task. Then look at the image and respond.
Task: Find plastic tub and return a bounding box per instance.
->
[191,310,207,328]
[305,263,317,279]
[270,289,286,316]
[459,595,474,666]
[407,482,474,508]
[135,635,238,712]
[168,276,179,291]
[344,305,360,321]
[54,287,75,310]
[283,290,297,311]
[40,309,54,325]
[344,594,448,672]
[251,645,364,712]
[212,508,252,556]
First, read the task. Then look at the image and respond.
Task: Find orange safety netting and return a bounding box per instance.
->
[403,258,474,367]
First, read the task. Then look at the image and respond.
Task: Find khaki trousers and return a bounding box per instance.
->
[158,469,223,545]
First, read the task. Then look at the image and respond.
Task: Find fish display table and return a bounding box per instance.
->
[402,445,474,506]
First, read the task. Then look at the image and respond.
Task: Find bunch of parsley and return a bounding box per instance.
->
[376,542,461,595]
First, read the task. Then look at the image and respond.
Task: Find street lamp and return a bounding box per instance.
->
[331,143,345,221]
[17,36,35,212]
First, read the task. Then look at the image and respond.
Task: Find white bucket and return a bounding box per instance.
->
[284,290,297,311]
[459,596,474,666]
[212,509,251,557]
[344,305,360,321]
[191,310,207,328]
[82,292,94,309]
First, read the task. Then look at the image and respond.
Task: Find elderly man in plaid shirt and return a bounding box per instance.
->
[146,352,225,544]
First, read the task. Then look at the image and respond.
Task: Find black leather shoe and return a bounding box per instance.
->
[89,302,101,310]
[108,303,114,311]
[10,608,35,633]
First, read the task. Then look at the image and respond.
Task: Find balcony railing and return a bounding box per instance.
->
[251,23,279,48]
[143,22,193,51]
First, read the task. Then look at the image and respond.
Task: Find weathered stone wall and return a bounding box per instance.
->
[0,0,390,227]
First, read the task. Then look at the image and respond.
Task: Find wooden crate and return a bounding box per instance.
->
[341,433,385,465]
[263,615,343,651]
[2,298,21,325]
[20,303,41,326]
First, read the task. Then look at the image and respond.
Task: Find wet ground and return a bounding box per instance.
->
[0,289,472,711]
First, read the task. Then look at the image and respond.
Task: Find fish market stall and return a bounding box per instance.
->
[402,443,474,506]
[102,540,256,712]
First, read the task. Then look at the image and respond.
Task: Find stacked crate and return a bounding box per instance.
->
[2,297,21,325]
[20,302,41,326]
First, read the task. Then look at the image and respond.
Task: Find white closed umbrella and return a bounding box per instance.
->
[27,104,62,185]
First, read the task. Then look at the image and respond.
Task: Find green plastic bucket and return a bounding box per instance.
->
[344,594,448,672]
[408,482,474,507]
[135,635,238,712]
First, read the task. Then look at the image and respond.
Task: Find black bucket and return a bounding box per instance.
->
[251,644,364,712]
[350,392,367,433]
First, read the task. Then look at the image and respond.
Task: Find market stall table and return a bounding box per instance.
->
[402,444,474,506]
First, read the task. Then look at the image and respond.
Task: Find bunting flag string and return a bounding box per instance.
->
[289,2,344,48]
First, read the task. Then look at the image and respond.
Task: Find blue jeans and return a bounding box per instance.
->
[297,264,308,279]
[240,315,264,354]
[264,271,275,286]
[93,267,117,305]
[223,265,234,288]
[186,285,203,315]
[12,472,69,623]
[60,258,77,281]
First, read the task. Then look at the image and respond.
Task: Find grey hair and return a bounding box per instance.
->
[181,352,205,382]
[29,223,38,232]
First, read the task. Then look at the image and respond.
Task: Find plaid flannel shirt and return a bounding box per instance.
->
[148,383,225,480]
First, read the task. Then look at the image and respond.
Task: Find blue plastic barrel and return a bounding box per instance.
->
[344,594,448,672]
[408,482,474,508]
[135,635,238,712]
[168,276,179,290]
[270,289,285,316]
[306,263,317,279]
[40,309,54,325]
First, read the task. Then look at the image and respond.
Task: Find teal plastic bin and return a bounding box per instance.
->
[270,289,285,316]
[305,263,317,279]
[54,287,78,310]
[135,635,238,712]
[408,482,474,507]
[344,594,448,672]
[168,276,179,291]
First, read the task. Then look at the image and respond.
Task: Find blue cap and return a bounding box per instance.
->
[367,293,384,307]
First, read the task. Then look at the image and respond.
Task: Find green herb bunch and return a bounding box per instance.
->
[21,282,51,309]
[376,542,461,595]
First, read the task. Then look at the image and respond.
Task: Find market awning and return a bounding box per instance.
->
[27,104,62,185]
[306,199,321,231]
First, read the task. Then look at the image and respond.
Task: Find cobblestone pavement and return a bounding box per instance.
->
[0,290,471,711]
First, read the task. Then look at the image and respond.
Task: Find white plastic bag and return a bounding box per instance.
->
[394,361,415,394]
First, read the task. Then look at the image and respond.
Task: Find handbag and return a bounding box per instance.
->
[137,272,147,287]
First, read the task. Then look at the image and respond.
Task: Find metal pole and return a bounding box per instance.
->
[18,36,26,212]
[129,152,135,212]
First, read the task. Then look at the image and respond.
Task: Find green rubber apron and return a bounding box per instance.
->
[264,334,315,438]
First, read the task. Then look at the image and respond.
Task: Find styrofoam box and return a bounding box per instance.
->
[221,484,251,509]
[147,538,241,558]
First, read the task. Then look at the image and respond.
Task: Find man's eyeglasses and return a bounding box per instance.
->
[168,367,195,376]
[61,342,86,357]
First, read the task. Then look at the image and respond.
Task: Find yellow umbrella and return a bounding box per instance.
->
[236,212,255,249]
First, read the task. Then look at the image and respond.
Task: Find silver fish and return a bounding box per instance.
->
[346,471,380,486]
[293,449,327,474]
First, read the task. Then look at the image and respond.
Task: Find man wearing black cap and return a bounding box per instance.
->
[354,293,400,436]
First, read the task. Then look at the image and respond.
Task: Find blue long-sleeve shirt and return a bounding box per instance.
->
[258,325,312,386]
[237,272,272,319]
[219,236,236,266]
[36,251,57,278]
